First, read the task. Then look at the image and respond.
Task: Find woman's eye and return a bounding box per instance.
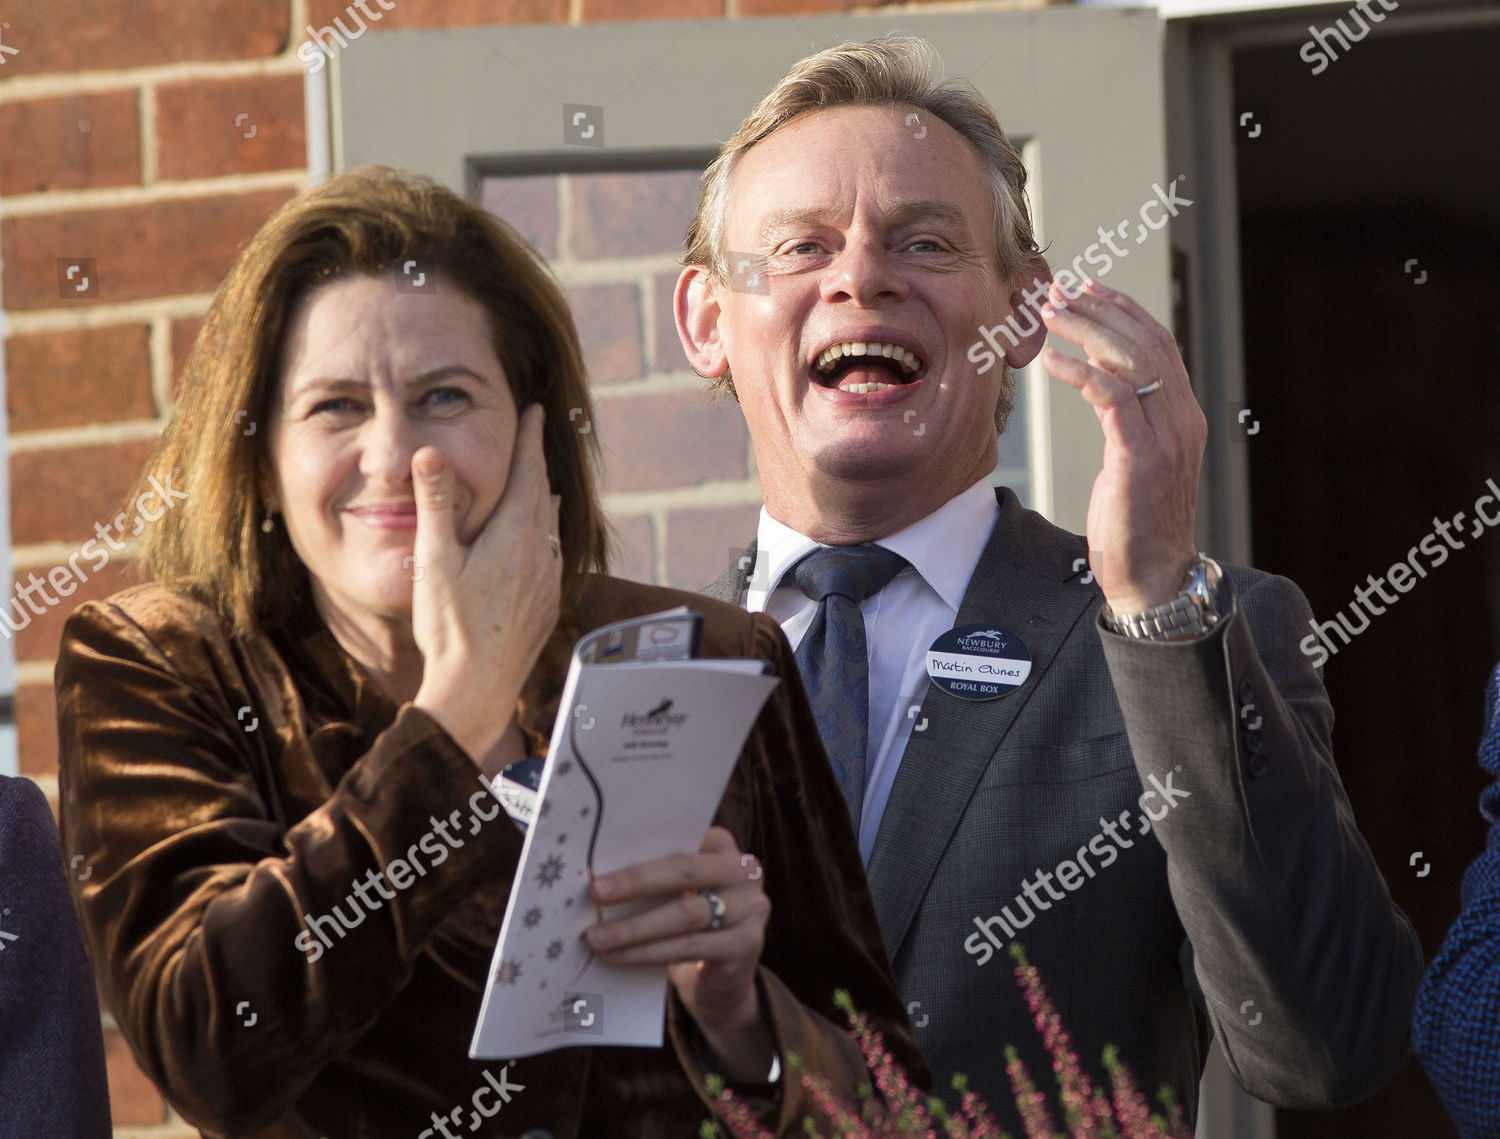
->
[311,396,358,415]
[422,386,468,410]
[908,239,941,252]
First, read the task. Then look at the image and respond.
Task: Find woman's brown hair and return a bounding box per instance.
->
[128,165,607,636]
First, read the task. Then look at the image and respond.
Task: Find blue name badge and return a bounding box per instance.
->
[926,623,1032,700]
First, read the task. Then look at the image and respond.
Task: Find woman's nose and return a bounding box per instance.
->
[358,407,419,488]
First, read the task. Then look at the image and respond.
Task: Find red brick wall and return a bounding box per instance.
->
[0,3,778,1132]
[3,3,306,1127]
[481,168,761,588]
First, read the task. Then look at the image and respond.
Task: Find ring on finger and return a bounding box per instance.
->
[1134,378,1163,397]
[699,888,726,932]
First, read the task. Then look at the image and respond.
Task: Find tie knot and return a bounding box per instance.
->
[791,545,908,604]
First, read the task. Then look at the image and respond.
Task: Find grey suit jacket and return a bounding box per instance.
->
[706,486,1422,1128]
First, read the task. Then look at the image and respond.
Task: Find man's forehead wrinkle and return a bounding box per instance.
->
[756,198,972,242]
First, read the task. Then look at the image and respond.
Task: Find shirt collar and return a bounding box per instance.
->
[750,477,1000,614]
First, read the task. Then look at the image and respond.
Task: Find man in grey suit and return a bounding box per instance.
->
[678,33,1421,1129]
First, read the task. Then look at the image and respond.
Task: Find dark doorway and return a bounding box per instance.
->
[1234,19,1500,1139]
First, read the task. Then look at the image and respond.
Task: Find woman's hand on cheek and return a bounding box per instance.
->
[411,404,562,766]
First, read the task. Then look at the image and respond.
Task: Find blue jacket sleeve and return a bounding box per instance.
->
[0,774,113,1136]
[1413,662,1500,1138]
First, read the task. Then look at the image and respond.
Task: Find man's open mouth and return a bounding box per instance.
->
[812,340,924,392]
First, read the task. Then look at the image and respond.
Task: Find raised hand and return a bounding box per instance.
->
[1039,278,1205,615]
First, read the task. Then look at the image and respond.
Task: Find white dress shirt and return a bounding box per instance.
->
[748,478,1000,864]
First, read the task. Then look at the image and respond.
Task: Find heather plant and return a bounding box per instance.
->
[701,943,1193,1139]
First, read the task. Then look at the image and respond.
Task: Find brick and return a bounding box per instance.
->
[607,513,655,585]
[0,91,140,196]
[305,0,566,33]
[105,1027,168,1125]
[12,559,139,666]
[569,170,702,260]
[651,269,694,374]
[1,188,296,312]
[481,173,560,259]
[171,317,206,398]
[2,0,287,78]
[565,283,643,384]
[582,0,722,19]
[593,391,746,493]
[738,0,862,14]
[156,74,306,180]
[664,504,760,590]
[6,325,155,432]
[15,684,60,781]
[10,439,158,546]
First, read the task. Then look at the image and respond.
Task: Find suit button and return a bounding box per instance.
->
[1238,679,1254,704]
[1244,729,1264,754]
[520,1131,555,1139]
[1246,752,1268,778]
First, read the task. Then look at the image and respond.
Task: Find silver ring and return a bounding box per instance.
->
[700,889,726,932]
[1134,378,1163,397]
[547,535,561,559]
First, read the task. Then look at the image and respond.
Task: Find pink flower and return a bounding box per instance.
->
[702,943,1193,1139]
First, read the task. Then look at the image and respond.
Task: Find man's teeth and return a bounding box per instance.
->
[814,340,922,376]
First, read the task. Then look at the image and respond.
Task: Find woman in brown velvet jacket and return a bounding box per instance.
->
[54,167,925,1139]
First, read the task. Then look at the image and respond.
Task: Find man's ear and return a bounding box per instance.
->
[674,264,729,379]
[1001,256,1054,368]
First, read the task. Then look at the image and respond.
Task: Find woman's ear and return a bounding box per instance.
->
[674,264,728,379]
[1001,257,1054,369]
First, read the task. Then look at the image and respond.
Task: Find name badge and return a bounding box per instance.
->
[926,623,1032,700]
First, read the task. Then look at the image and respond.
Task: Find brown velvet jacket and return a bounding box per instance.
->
[55,574,926,1138]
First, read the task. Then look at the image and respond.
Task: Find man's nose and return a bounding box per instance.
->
[819,239,908,307]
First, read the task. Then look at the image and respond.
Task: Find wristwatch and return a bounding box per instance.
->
[1100,554,1226,640]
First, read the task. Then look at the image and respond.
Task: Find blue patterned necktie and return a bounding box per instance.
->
[790,545,909,832]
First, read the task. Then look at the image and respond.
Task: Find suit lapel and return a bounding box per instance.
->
[865,489,1096,961]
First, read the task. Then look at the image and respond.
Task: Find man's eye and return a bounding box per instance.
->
[789,241,823,255]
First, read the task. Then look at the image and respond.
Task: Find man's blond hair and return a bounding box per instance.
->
[683,33,1044,432]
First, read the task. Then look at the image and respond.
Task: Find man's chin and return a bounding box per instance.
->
[807,438,927,485]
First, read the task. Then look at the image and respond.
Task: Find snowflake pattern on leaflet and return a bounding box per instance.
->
[522,907,543,929]
[494,958,522,986]
[557,760,574,777]
[546,940,564,961]
[537,854,565,888]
